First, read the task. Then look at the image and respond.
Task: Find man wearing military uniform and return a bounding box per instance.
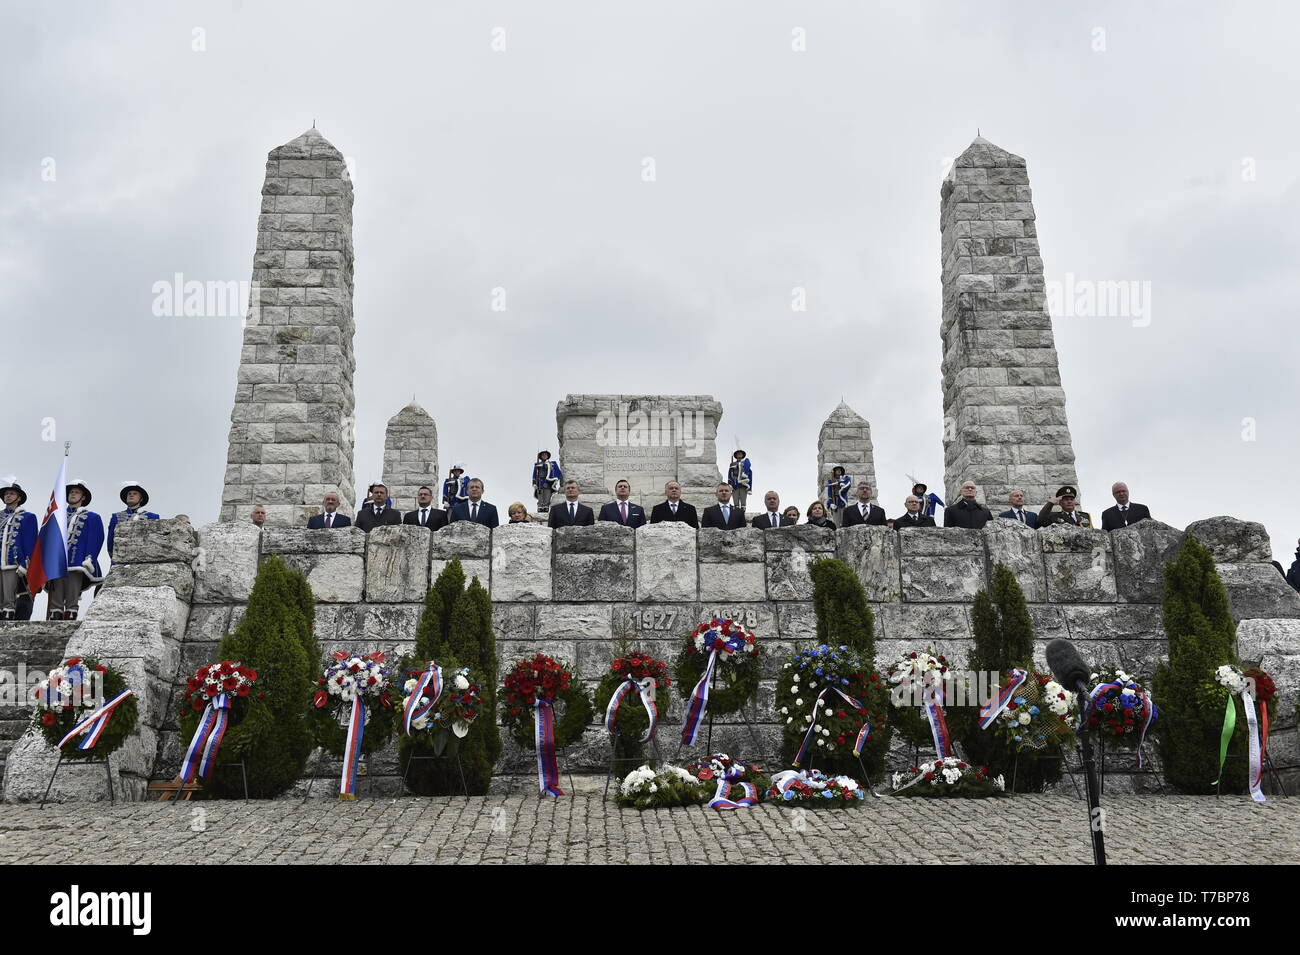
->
[531,451,562,513]
[442,462,469,512]
[46,479,104,620]
[107,481,160,557]
[824,465,852,523]
[1037,485,1093,528]
[727,449,752,512]
[1,478,38,620]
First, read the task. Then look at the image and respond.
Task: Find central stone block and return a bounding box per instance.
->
[556,394,722,511]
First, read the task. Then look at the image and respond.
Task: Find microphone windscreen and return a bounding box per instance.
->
[1045,639,1091,689]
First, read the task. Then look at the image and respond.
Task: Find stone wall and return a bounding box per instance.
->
[5,515,1299,800]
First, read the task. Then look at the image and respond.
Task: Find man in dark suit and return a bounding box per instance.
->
[893,495,937,529]
[1101,482,1152,531]
[404,486,449,531]
[841,482,887,527]
[598,479,647,528]
[450,478,500,528]
[307,491,352,529]
[943,481,993,529]
[355,483,403,532]
[997,489,1038,528]
[702,483,747,530]
[751,490,796,529]
[548,481,596,527]
[649,481,699,528]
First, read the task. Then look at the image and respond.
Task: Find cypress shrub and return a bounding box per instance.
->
[1152,537,1249,793]
[399,562,501,795]
[955,563,1062,792]
[283,563,320,666]
[779,558,891,780]
[209,555,314,797]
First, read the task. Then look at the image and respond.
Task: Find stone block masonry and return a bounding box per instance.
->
[817,401,877,506]
[381,401,438,514]
[940,137,1077,512]
[220,128,357,526]
[4,514,1298,800]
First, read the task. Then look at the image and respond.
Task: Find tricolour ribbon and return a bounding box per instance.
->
[535,699,563,798]
[339,697,366,800]
[680,650,720,746]
[707,768,758,811]
[1242,690,1265,804]
[923,682,952,759]
[402,662,443,735]
[792,686,870,768]
[179,692,231,783]
[58,689,134,751]
[979,667,1028,729]
[604,676,657,745]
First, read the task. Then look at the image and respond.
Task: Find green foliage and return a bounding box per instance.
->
[283,563,320,666]
[399,560,502,795]
[955,563,1062,792]
[1153,537,1247,793]
[779,558,889,781]
[209,555,315,798]
[35,658,139,760]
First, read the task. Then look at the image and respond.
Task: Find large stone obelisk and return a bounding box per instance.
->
[940,137,1077,511]
[220,128,357,524]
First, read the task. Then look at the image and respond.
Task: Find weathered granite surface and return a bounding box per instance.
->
[381,401,438,514]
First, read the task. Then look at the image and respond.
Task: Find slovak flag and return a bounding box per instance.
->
[28,457,69,595]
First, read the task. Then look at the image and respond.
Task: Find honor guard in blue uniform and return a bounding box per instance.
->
[532,451,562,513]
[47,479,105,620]
[824,465,852,520]
[1,477,38,619]
[107,481,160,558]
[442,462,469,512]
[911,481,945,517]
[727,450,753,512]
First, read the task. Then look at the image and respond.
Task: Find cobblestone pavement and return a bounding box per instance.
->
[2,794,1296,864]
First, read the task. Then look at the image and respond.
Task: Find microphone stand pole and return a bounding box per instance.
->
[1074,682,1107,866]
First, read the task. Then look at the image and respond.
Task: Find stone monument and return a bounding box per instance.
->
[817,401,877,505]
[381,400,438,513]
[940,136,1077,512]
[219,128,357,525]
[555,395,722,510]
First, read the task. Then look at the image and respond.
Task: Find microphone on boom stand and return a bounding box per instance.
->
[1045,639,1106,866]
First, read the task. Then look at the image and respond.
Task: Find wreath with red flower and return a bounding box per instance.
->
[31,657,138,760]
[1085,668,1155,748]
[593,650,671,762]
[178,660,258,733]
[501,653,594,750]
[673,618,762,716]
[308,651,401,757]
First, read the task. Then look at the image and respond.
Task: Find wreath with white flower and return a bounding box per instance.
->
[309,651,401,757]
[774,644,889,764]
[673,618,761,716]
[616,764,706,810]
[32,657,138,760]
[767,768,866,807]
[888,758,1005,798]
[684,752,771,799]
[990,671,1076,753]
[885,648,967,749]
[501,653,593,750]
[1086,667,1156,748]
[398,654,485,753]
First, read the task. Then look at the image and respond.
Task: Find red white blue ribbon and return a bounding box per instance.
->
[792,686,869,767]
[979,667,1028,729]
[402,662,443,735]
[535,699,564,798]
[58,689,134,751]
[681,650,720,746]
[707,769,758,810]
[179,692,231,783]
[1088,681,1159,768]
[924,683,952,759]
[339,697,366,799]
[604,676,658,745]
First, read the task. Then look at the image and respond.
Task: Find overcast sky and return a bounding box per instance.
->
[2,1,1297,568]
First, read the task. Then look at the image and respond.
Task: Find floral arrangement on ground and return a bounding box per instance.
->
[767,768,867,807]
[888,758,1006,798]
[616,764,706,810]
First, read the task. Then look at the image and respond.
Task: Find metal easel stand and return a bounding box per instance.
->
[400,751,469,797]
[503,748,578,800]
[41,752,114,809]
[1093,737,1164,796]
[673,669,774,766]
[302,751,374,802]
[1010,741,1084,798]
[603,735,664,803]
[1214,751,1287,799]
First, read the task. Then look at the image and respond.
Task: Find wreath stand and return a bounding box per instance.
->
[40,752,115,809]
[1214,750,1287,799]
[400,750,469,797]
[156,761,250,802]
[673,666,772,765]
[1009,741,1083,798]
[1095,737,1163,795]
[302,751,375,801]
[602,736,663,804]
[503,749,578,799]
